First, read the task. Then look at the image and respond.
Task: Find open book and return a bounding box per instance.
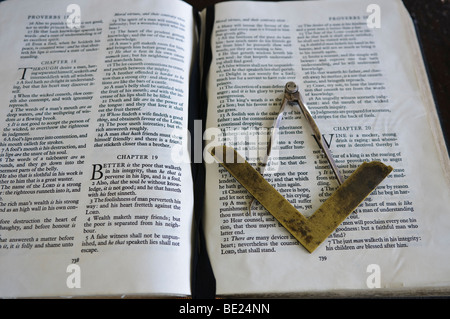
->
[0,0,449,298]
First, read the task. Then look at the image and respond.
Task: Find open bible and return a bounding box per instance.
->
[0,0,449,298]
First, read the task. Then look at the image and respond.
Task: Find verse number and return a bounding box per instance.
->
[318,256,327,261]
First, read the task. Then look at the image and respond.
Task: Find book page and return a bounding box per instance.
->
[203,0,450,295]
[0,0,195,297]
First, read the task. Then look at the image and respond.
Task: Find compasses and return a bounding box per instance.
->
[210,82,392,253]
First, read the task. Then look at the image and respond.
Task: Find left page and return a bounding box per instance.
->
[0,0,195,297]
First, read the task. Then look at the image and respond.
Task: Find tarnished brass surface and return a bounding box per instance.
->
[211,145,393,253]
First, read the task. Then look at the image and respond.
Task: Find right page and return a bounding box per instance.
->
[203,0,450,296]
